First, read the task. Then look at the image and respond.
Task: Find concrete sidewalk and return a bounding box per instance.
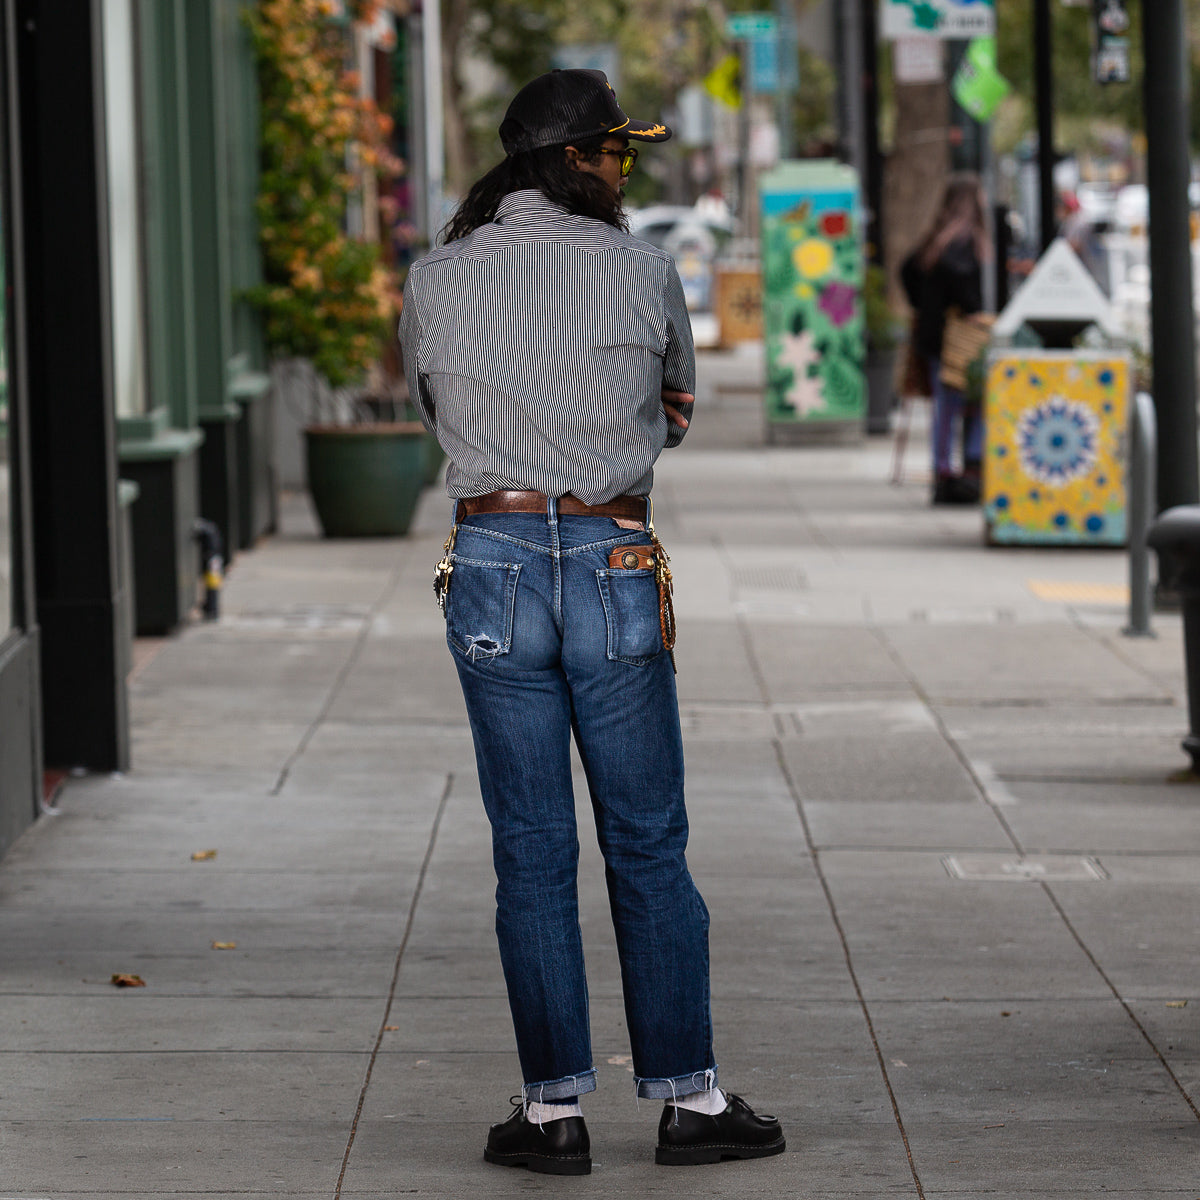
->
[1,347,1198,1197]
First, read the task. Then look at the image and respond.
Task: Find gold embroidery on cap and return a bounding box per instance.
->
[637,123,667,137]
[608,118,630,133]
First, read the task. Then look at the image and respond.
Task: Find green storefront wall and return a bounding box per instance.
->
[118,0,273,635]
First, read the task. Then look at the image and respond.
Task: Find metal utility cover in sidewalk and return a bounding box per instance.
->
[943,854,1109,881]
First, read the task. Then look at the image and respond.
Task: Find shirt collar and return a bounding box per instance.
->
[494,189,571,224]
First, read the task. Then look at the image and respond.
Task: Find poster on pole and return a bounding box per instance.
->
[1092,0,1131,85]
[880,0,995,39]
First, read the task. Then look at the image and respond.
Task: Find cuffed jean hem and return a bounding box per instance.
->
[521,1070,597,1103]
[634,1066,719,1101]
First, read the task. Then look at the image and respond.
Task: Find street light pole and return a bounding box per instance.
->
[1143,0,1198,509]
[1033,0,1055,251]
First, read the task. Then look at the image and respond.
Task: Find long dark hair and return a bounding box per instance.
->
[440,134,627,244]
[915,172,992,271]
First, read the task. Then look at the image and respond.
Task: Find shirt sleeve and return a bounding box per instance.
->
[661,258,696,449]
[398,272,436,433]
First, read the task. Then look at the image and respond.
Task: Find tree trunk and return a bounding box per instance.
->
[883,70,949,309]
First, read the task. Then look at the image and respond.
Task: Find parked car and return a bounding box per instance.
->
[628,204,735,347]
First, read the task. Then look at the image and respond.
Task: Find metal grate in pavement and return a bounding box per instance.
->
[943,854,1109,882]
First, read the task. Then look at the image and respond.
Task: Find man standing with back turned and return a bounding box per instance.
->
[400,69,785,1175]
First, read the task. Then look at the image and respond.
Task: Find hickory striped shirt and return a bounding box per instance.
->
[399,188,695,506]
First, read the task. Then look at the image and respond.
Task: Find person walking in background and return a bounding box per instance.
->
[399,69,785,1175]
[901,173,993,505]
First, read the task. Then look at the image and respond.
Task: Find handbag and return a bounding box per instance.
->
[940,309,995,393]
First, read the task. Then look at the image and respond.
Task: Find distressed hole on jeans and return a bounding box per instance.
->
[465,634,501,662]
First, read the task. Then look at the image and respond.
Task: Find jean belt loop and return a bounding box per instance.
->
[547,495,558,526]
[644,494,652,527]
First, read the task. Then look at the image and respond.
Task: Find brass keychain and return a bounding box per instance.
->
[433,525,457,613]
[646,500,677,669]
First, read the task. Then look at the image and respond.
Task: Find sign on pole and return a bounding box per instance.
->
[951,37,1010,121]
[1092,0,1131,85]
[880,0,995,39]
[750,33,778,92]
[725,12,776,38]
[894,37,944,83]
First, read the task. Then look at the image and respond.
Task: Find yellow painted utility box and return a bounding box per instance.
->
[983,351,1131,546]
[713,265,762,346]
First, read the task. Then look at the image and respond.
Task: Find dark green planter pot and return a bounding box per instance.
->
[422,435,447,487]
[305,423,426,537]
[401,403,446,487]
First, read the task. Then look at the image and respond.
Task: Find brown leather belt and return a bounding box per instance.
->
[455,490,647,522]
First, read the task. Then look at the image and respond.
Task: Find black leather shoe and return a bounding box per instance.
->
[655,1093,785,1165]
[484,1099,591,1176]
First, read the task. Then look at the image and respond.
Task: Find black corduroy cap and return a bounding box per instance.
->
[498,69,671,155]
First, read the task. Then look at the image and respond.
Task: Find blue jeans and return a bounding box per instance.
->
[444,498,716,1102]
[930,354,983,476]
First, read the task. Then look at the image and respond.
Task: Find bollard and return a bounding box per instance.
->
[1124,392,1157,637]
[1147,506,1200,769]
[192,519,224,621]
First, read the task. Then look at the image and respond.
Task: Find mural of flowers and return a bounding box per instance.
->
[818,281,857,328]
[984,355,1129,546]
[820,211,850,238]
[793,238,834,279]
[1016,396,1100,485]
[761,169,863,425]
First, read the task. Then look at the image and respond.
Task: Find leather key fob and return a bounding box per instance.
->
[609,545,656,571]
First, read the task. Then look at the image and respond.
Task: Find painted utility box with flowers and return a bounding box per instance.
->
[759,160,865,441]
[983,353,1130,546]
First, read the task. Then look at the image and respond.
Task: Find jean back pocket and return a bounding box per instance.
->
[596,568,663,666]
[447,558,522,662]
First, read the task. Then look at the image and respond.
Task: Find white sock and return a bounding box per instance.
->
[668,1086,727,1116]
[525,1099,583,1123]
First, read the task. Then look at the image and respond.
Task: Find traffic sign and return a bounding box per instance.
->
[725,12,776,38]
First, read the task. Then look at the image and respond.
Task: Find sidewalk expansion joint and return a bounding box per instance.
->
[334,773,453,1198]
[773,740,927,1200]
[270,571,405,797]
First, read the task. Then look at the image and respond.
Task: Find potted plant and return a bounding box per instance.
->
[246,0,422,536]
[863,262,901,434]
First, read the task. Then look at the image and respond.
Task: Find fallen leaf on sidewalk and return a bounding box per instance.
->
[384,1025,399,1031]
[111,973,146,987]
[210,941,237,950]
[191,850,218,861]
[1166,1000,1188,1009]
[607,1055,632,1066]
